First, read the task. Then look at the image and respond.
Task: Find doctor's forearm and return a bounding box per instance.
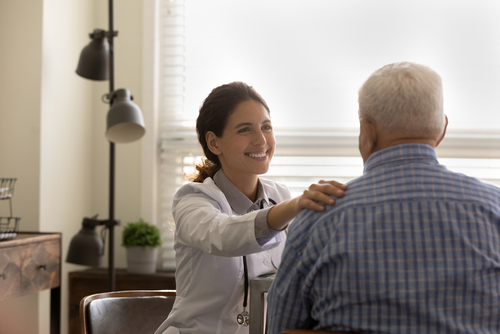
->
[266,198,300,231]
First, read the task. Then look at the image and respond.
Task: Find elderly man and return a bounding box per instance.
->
[267,62,500,334]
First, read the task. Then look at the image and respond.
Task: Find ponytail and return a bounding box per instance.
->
[187,158,220,183]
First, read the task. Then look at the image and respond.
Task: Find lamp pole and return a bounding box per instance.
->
[69,0,145,292]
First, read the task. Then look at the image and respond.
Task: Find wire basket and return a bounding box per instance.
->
[0,178,16,200]
[0,178,20,241]
[0,217,19,240]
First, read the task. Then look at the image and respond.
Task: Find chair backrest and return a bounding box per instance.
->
[80,289,176,334]
[283,330,362,334]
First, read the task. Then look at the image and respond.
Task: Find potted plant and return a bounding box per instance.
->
[122,219,162,274]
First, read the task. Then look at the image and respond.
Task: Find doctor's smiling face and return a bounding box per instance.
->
[206,99,275,183]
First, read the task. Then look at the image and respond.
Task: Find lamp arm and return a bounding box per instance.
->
[105,30,119,39]
[81,215,120,229]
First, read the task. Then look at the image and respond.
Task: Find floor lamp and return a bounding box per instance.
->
[66,0,145,292]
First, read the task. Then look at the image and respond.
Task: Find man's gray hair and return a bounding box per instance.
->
[358,62,445,137]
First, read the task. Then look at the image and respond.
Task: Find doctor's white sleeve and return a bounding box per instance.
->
[172,192,281,257]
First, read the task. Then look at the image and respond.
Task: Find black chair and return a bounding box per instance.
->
[80,289,176,334]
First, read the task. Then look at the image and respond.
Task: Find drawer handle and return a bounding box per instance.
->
[39,264,47,271]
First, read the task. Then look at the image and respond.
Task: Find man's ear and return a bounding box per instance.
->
[206,131,222,156]
[435,114,448,148]
[359,117,378,163]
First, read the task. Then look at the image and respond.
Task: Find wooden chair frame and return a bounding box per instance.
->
[283,329,362,333]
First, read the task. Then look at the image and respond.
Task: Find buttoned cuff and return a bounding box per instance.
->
[255,207,280,246]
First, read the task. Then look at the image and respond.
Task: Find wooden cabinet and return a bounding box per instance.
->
[0,244,22,300]
[0,232,61,334]
[68,268,175,334]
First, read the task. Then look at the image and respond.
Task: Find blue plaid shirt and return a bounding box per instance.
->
[268,144,500,334]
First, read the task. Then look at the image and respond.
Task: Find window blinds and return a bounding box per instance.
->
[156,0,500,270]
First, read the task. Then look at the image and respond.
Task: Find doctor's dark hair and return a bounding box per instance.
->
[189,82,271,183]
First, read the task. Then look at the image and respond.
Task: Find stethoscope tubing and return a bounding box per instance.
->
[239,197,278,324]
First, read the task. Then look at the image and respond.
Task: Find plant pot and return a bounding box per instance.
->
[126,246,158,274]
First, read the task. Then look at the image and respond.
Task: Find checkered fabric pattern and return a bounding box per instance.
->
[268,144,500,334]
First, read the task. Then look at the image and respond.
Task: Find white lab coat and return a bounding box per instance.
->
[154,176,292,334]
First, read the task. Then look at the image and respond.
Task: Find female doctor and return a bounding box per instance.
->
[155,82,346,334]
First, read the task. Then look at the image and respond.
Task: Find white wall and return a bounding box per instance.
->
[0,0,43,236]
[39,0,95,333]
[0,0,47,333]
[0,0,145,333]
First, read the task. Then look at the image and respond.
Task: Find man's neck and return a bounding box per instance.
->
[375,137,438,152]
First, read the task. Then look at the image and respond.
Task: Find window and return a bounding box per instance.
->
[153,0,500,269]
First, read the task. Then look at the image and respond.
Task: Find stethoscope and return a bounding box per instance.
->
[237,198,277,326]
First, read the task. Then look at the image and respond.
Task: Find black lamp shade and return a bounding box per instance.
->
[76,29,110,81]
[66,224,104,267]
[106,88,146,143]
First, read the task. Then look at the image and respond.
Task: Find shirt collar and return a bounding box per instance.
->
[364,143,439,174]
[213,169,271,214]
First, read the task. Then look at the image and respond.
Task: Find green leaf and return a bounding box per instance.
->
[122,219,162,249]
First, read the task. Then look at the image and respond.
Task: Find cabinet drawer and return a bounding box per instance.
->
[21,240,60,295]
[0,246,22,300]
